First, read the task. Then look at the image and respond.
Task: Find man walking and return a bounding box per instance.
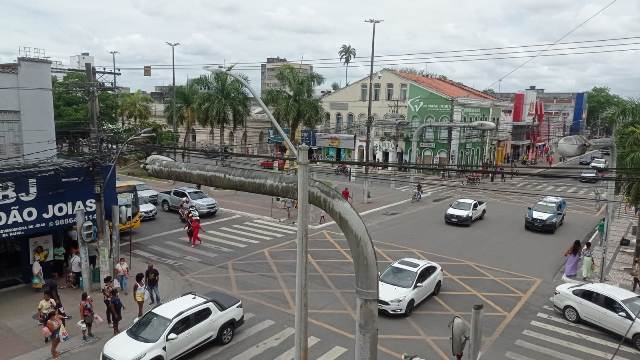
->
[145,263,161,305]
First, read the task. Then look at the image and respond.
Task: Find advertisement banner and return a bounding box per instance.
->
[0,164,116,239]
[316,133,356,149]
[29,235,53,264]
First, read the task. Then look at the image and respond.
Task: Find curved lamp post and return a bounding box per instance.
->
[106,128,156,182]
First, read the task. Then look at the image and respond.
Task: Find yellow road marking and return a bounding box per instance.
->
[264,249,295,310]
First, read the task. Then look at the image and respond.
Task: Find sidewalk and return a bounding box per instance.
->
[5,257,189,360]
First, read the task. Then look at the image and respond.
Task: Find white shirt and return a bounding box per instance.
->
[71,255,82,272]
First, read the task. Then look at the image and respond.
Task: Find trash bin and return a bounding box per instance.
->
[91,267,100,283]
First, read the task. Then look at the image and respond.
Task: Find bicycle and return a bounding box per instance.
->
[410,190,422,203]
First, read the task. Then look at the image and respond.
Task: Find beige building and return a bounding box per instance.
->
[261,57,313,96]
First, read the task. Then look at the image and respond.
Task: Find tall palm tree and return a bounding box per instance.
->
[120,90,152,127]
[194,71,250,149]
[163,82,200,157]
[338,44,356,86]
[262,64,324,145]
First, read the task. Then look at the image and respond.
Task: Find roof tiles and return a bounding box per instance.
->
[394,71,495,100]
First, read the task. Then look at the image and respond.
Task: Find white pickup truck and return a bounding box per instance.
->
[444,199,487,226]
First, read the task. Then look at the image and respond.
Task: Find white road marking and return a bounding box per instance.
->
[516,182,528,187]
[220,227,273,240]
[309,198,412,229]
[207,230,261,243]
[230,327,296,360]
[530,320,640,354]
[536,312,600,333]
[131,250,183,266]
[567,187,577,193]
[515,339,582,360]
[505,352,536,360]
[522,330,629,360]
[147,245,203,262]
[164,242,218,258]
[198,234,247,248]
[544,186,554,191]
[245,222,296,234]
[253,220,297,230]
[244,313,255,320]
[556,186,566,192]
[232,224,286,237]
[395,185,411,191]
[535,184,546,189]
[198,320,275,358]
[316,346,349,360]
[542,305,556,312]
[578,189,587,194]
[272,337,321,360]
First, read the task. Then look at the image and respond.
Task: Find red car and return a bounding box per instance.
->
[260,159,285,170]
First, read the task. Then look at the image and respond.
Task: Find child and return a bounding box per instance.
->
[109,288,125,335]
[79,292,94,341]
[191,217,204,247]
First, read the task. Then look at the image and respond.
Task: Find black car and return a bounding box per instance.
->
[601,147,611,155]
[579,155,599,165]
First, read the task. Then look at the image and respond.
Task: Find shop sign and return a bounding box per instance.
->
[316,133,355,149]
[0,165,116,239]
[420,142,435,148]
[29,235,53,264]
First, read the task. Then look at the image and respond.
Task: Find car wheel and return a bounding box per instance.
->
[633,334,640,351]
[550,225,557,234]
[404,300,415,316]
[480,210,486,220]
[217,323,234,345]
[524,224,529,231]
[563,306,580,323]
[432,281,441,296]
[161,201,170,212]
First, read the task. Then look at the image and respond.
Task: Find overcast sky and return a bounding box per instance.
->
[2,0,639,97]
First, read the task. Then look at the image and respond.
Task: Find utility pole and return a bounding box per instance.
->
[76,210,91,292]
[600,123,617,282]
[166,42,180,160]
[469,304,484,360]
[109,51,120,127]
[294,145,310,360]
[364,18,382,204]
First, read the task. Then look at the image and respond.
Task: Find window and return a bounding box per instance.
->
[373,83,381,101]
[335,113,343,132]
[360,84,368,101]
[173,190,187,199]
[126,312,171,343]
[386,83,394,100]
[324,113,330,131]
[439,116,449,139]
[346,113,354,134]
[192,308,213,326]
[602,296,627,315]
[400,84,408,101]
[169,316,191,335]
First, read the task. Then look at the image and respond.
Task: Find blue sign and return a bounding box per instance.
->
[301,129,316,147]
[0,164,116,239]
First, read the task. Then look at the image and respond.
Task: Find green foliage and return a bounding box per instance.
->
[262,64,324,144]
[331,82,340,91]
[119,90,153,126]
[482,89,497,96]
[586,86,624,135]
[338,44,356,85]
[612,99,640,206]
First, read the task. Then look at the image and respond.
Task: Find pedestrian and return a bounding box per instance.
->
[109,288,125,335]
[319,210,326,224]
[341,187,351,203]
[32,256,44,291]
[597,218,605,242]
[70,250,82,289]
[88,242,98,269]
[44,278,62,307]
[79,292,95,341]
[184,214,194,244]
[500,167,505,182]
[115,257,129,296]
[285,198,293,220]
[52,241,66,281]
[145,263,161,305]
[44,310,62,359]
[191,217,204,247]
[37,292,56,343]
[102,276,114,327]
[133,273,145,317]
[581,242,594,281]
[631,257,640,292]
[564,240,582,279]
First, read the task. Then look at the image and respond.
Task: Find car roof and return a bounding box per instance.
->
[455,199,475,204]
[581,283,638,300]
[391,258,435,272]
[540,196,564,204]
[177,187,201,192]
[152,294,209,319]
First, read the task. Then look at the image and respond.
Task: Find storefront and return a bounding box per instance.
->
[316,133,356,161]
[0,162,116,288]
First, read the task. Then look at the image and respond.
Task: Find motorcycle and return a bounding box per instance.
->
[179,206,199,223]
[335,164,349,176]
[411,190,422,202]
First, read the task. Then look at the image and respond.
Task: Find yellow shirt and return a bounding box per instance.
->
[37,299,56,314]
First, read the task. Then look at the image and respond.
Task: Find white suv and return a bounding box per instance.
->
[378,258,443,316]
[101,291,244,360]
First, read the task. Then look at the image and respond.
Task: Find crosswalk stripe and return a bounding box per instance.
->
[505,351,536,360]
[544,186,554,191]
[148,245,203,262]
[198,320,275,358]
[535,184,546,189]
[535,312,601,333]
[131,250,183,266]
[230,327,296,360]
[578,189,587,194]
[272,336,321,360]
[530,320,640,354]
[567,187,577,193]
[516,182,528,187]
[556,187,566,192]
[515,339,582,360]
[254,220,297,231]
[164,242,218,258]
[246,222,296,234]
[198,234,247,248]
[542,305,555,312]
[244,313,255,320]
[188,239,234,252]
[316,346,348,360]
[231,224,285,237]
[522,330,630,360]
[395,185,411,191]
[207,230,261,243]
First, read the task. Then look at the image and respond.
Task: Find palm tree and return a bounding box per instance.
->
[163,82,200,158]
[119,90,152,127]
[262,64,324,145]
[194,71,250,149]
[338,44,356,86]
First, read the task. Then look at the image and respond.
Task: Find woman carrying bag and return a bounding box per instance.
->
[133,273,146,318]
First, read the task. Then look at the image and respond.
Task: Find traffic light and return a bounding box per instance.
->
[144,65,151,76]
[81,221,94,242]
[450,315,469,357]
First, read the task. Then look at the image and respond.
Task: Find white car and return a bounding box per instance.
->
[134,181,160,205]
[101,291,244,360]
[590,158,608,171]
[139,198,157,221]
[378,258,443,316]
[552,282,640,350]
[444,199,487,226]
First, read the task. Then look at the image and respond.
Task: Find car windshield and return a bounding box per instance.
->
[139,197,151,205]
[533,203,556,214]
[451,201,472,211]
[126,311,171,343]
[622,296,640,316]
[189,191,208,200]
[380,265,417,288]
[136,184,152,191]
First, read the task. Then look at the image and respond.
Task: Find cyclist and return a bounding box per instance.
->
[414,183,423,201]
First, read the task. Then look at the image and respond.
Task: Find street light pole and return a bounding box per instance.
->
[109,51,119,126]
[166,42,180,160]
[364,18,382,204]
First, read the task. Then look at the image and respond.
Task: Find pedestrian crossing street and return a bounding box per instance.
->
[394,184,453,197]
[192,312,349,360]
[505,305,640,360]
[132,219,297,266]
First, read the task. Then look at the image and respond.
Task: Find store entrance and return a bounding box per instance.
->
[0,237,25,288]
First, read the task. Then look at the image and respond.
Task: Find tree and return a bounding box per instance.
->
[262,64,325,144]
[331,82,340,91]
[163,81,200,158]
[338,44,356,86]
[586,86,624,136]
[482,89,497,96]
[119,90,152,127]
[194,71,250,149]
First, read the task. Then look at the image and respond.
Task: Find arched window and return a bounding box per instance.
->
[324,113,330,131]
[335,113,343,133]
[241,132,248,153]
[228,131,234,146]
[439,116,449,139]
[423,116,434,140]
[358,113,367,136]
[346,113,354,134]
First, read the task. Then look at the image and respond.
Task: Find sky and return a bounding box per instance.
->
[2,0,639,97]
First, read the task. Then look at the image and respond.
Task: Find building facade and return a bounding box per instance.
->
[69,52,94,69]
[261,57,313,96]
[0,57,56,163]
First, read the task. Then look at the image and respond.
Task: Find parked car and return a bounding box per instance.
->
[579,155,599,165]
[444,199,487,226]
[601,147,611,155]
[139,198,157,220]
[551,282,640,350]
[131,181,159,205]
[524,196,566,233]
[378,258,443,316]
[580,169,599,183]
[259,159,285,170]
[158,187,218,216]
[591,158,608,171]
[101,291,244,360]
